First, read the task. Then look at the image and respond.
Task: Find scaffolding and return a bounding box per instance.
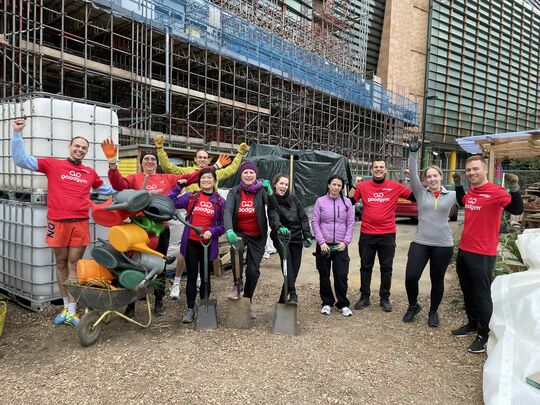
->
[0,0,417,171]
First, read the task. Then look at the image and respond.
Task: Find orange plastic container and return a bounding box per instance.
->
[76,259,116,284]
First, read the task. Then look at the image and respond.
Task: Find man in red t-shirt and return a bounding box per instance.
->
[11,118,115,328]
[452,155,522,353]
[350,160,414,312]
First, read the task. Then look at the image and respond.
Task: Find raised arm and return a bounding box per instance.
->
[504,174,524,215]
[407,137,424,196]
[452,173,466,207]
[216,143,249,182]
[11,119,38,171]
[153,135,195,175]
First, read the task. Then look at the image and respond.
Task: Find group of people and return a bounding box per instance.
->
[10,119,523,354]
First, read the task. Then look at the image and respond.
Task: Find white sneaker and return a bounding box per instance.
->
[341,307,353,317]
[320,305,332,315]
[196,276,201,292]
[169,283,181,300]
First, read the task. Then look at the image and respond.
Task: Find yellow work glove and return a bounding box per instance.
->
[238,142,249,155]
[153,135,165,148]
[101,139,118,164]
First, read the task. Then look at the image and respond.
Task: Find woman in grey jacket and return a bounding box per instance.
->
[402,137,457,327]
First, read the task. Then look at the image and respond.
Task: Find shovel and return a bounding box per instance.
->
[175,213,217,331]
[195,237,218,331]
[273,233,298,336]
[225,238,251,329]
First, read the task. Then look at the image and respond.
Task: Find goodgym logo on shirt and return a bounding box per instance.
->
[239,200,255,213]
[60,170,88,184]
[193,200,214,215]
[146,183,162,194]
[367,192,390,203]
[465,197,481,211]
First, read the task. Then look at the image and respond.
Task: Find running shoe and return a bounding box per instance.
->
[380,299,393,312]
[468,335,488,353]
[320,305,332,315]
[52,306,68,325]
[182,308,195,324]
[341,307,353,317]
[451,324,478,337]
[402,303,421,323]
[354,298,370,310]
[64,313,80,328]
[228,284,240,300]
[428,311,440,327]
[169,284,181,300]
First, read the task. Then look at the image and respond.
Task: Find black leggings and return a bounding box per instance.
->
[405,242,453,312]
[185,239,211,309]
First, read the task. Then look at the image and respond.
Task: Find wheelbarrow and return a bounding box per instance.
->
[64,276,159,347]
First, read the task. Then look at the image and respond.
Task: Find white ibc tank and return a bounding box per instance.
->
[0,199,110,307]
[0,95,119,190]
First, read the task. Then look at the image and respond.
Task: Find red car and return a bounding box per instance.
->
[395,182,458,222]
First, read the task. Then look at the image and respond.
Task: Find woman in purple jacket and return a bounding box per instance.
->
[168,168,225,323]
[311,175,355,317]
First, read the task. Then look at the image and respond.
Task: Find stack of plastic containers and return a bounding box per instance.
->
[0,93,118,309]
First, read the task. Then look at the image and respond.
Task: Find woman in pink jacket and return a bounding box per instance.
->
[311,175,355,317]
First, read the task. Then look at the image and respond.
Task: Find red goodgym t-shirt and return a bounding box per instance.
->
[354,179,412,234]
[37,158,103,220]
[459,182,510,256]
[189,193,214,241]
[236,190,260,236]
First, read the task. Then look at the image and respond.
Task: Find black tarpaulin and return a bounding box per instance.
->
[219,144,352,207]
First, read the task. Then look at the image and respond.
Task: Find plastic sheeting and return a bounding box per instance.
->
[484,229,540,404]
[218,144,352,208]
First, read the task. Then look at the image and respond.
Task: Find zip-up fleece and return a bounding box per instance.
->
[311,194,354,245]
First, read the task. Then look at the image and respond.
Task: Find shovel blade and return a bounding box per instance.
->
[195,299,218,331]
[273,303,298,336]
[225,297,251,329]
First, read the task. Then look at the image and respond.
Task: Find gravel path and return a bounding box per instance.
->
[0,220,485,404]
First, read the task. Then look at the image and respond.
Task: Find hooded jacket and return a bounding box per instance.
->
[224,184,277,238]
[268,192,313,244]
[311,193,354,246]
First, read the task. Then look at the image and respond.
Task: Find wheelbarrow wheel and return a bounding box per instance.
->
[77,310,103,347]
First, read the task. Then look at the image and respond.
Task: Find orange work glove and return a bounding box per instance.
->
[101,139,118,164]
[214,154,231,169]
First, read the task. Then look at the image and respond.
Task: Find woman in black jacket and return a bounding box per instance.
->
[268,174,313,304]
[224,162,276,319]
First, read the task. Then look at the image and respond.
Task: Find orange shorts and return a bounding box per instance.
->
[45,219,90,247]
